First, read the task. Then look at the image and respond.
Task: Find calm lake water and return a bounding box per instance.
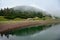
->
[0,24,60,40]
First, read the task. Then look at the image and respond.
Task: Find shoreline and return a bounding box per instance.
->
[0,20,60,33]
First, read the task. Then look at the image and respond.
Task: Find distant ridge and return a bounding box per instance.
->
[12,6,43,12]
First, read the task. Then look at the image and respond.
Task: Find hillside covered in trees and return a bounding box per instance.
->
[0,6,52,21]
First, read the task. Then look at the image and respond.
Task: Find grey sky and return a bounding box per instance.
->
[0,0,60,16]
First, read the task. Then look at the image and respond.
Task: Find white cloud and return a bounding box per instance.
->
[0,0,60,16]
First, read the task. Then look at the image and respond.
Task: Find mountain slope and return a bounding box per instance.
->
[13,6,42,12]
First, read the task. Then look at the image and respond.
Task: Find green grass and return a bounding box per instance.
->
[0,16,53,21]
[0,16,8,21]
[13,18,24,21]
[0,16,24,21]
[33,17,42,20]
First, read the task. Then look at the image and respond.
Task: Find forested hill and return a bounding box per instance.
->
[0,6,52,19]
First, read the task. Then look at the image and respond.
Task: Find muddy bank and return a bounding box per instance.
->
[0,20,60,33]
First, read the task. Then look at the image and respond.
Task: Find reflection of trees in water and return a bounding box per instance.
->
[0,24,52,38]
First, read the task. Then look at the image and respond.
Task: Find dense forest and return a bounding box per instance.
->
[0,8,52,20]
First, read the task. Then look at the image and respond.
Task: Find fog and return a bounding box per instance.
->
[0,0,60,17]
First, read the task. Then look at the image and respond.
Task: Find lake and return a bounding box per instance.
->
[0,24,60,40]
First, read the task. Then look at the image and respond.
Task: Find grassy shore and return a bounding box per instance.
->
[0,16,60,33]
[0,19,60,33]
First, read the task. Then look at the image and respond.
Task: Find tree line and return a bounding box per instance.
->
[0,8,52,19]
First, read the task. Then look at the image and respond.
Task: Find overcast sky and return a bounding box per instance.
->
[0,0,60,17]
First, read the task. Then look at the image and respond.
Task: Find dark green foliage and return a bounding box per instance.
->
[0,8,52,19]
[0,9,4,16]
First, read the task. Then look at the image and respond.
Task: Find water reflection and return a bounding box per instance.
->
[0,24,52,38]
[0,24,60,40]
